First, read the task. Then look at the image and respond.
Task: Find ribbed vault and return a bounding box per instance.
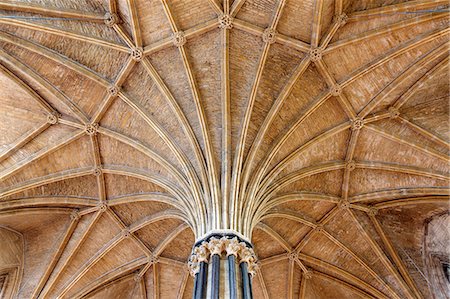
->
[0,0,449,298]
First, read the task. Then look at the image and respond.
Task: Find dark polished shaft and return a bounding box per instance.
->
[194,261,207,299]
[240,262,252,299]
[227,255,237,299]
[211,254,220,299]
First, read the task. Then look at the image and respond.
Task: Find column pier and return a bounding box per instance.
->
[188,232,258,299]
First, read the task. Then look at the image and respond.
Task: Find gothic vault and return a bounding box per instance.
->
[0,0,449,298]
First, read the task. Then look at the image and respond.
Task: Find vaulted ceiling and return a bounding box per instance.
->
[0,0,449,298]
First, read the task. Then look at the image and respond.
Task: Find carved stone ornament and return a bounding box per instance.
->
[207,237,223,256]
[346,160,356,171]
[134,273,143,282]
[148,254,159,264]
[121,228,131,239]
[131,47,143,61]
[172,31,186,47]
[70,209,80,221]
[224,237,241,257]
[93,167,102,177]
[368,207,378,217]
[338,200,350,210]
[97,202,108,212]
[46,111,60,125]
[218,14,233,29]
[388,106,400,119]
[334,13,348,27]
[85,123,99,135]
[194,242,210,263]
[304,270,313,280]
[330,84,342,97]
[287,251,298,261]
[188,235,257,277]
[104,12,119,27]
[351,117,364,131]
[108,85,120,97]
[262,28,277,44]
[315,224,324,233]
[309,47,322,62]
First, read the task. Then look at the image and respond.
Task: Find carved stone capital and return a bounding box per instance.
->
[262,28,277,44]
[131,47,143,61]
[351,118,364,131]
[85,123,99,135]
[247,260,258,277]
[104,12,120,27]
[218,14,233,29]
[47,111,60,125]
[194,242,210,263]
[188,254,200,276]
[207,237,223,256]
[309,47,322,62]
[239,246,256,264]
[172,31,186,47]
[187,234,257,277]
[224,237,242,257]
[388,106,400,119]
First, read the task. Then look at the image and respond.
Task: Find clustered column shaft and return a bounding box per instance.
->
[188,233,258,299]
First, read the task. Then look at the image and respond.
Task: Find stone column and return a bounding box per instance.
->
[188,232,258,299]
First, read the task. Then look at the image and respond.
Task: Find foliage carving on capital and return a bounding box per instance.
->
[194,242,210,263]
[187,235,257,277]
[188,254,199,276]
[247,260,259,277]
[224,237,242,257]
[207,237,223,256]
